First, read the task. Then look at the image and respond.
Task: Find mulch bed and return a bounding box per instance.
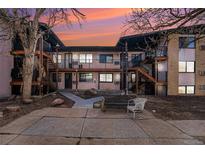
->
[145,96,205,120]
[0,93,74,127]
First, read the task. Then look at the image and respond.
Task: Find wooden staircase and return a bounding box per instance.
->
[137,67,157,83]
[46,52,57,70]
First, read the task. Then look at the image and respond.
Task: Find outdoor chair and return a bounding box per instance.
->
[127,98,147,119]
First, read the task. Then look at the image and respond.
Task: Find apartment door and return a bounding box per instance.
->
[65,73,72,89]
[64,53,72,68]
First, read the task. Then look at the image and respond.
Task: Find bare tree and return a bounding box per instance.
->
[125,8,205,33]
[124,8,205,56]
[0,8,85,101]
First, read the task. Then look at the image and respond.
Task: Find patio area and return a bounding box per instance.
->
[0,108,204,145]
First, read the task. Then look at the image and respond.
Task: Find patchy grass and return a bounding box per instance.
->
[0,93,74,127]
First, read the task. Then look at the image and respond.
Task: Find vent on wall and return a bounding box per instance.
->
[200,45,205,50]
[199,71,205,76]
[114,61,120,65]
[199,85,205,90]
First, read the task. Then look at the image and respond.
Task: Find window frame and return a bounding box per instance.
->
[179,61,195,73]
[99,73,113,83]
[53,54,62,64]
[99,54,113,63]
[179,37,196,49]
[79,73,93,82]
[178,85,195,94]
[79,54,93,64]
[131,73,136,83]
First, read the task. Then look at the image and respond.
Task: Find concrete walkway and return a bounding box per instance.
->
[59,91,104,108]
[0,108,204,145]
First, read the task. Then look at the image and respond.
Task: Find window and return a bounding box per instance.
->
[115,74,120,82]
[179,37,195,49]
[178,86,195,94]
[86,54,93,63]
[99,54,113,63]
[179,62,186,72]
[72,54,78,62]
[100,73,113,82]
[79,73,93,82]
[131,73,136,83]
[52,73,61,82]
[187,86,195,94]
[53,54,62,63]
[178,86,186,94]
[131,54,142,61]
[79,54,93,63]
[79,54,86,63]
[179,61,195,72]
[187,62,195,72]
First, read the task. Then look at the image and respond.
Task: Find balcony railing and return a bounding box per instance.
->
[53,58,122,69]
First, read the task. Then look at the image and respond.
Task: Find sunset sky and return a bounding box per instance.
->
[53,8,132,46]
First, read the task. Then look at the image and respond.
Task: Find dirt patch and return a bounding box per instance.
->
[145,96,205,120]
[73,92,205,120]
[0,93,74,127]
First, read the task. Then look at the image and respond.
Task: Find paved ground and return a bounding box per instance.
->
[59,91,104,108]
[0,108,204,145]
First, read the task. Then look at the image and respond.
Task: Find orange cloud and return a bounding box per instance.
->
[82,8,131,22]
[52,8,131,46]
[57,31,118,41]
[63,34,120,46]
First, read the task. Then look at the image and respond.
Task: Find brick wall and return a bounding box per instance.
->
[195,35,205,95]
[167,34,179,95]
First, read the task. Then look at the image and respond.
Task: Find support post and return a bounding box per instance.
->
[98,73,100,90]
[154,59,158,96]
[136,70,139,94]
[155,83,157,96]
[125,41,128,95]
[46,58,49,94]
[75,70,78,91]
[39,36,43,95]
[55,44,59,90]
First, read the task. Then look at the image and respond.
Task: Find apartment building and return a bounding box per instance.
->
[117,24,205,96]
[49,46,144,91]
[49,24,205,96]
[48,24,205,96]
[168,33,205,96]
[10,24,64,96]
[1,23,205,97]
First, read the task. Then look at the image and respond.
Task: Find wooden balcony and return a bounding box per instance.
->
[49,58,122,72]
[155,56,168,61]
[49,68,122,72]
[11,50,53,60]
[10,80,48,86]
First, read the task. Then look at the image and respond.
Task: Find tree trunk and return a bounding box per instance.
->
[22,53,35,100]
